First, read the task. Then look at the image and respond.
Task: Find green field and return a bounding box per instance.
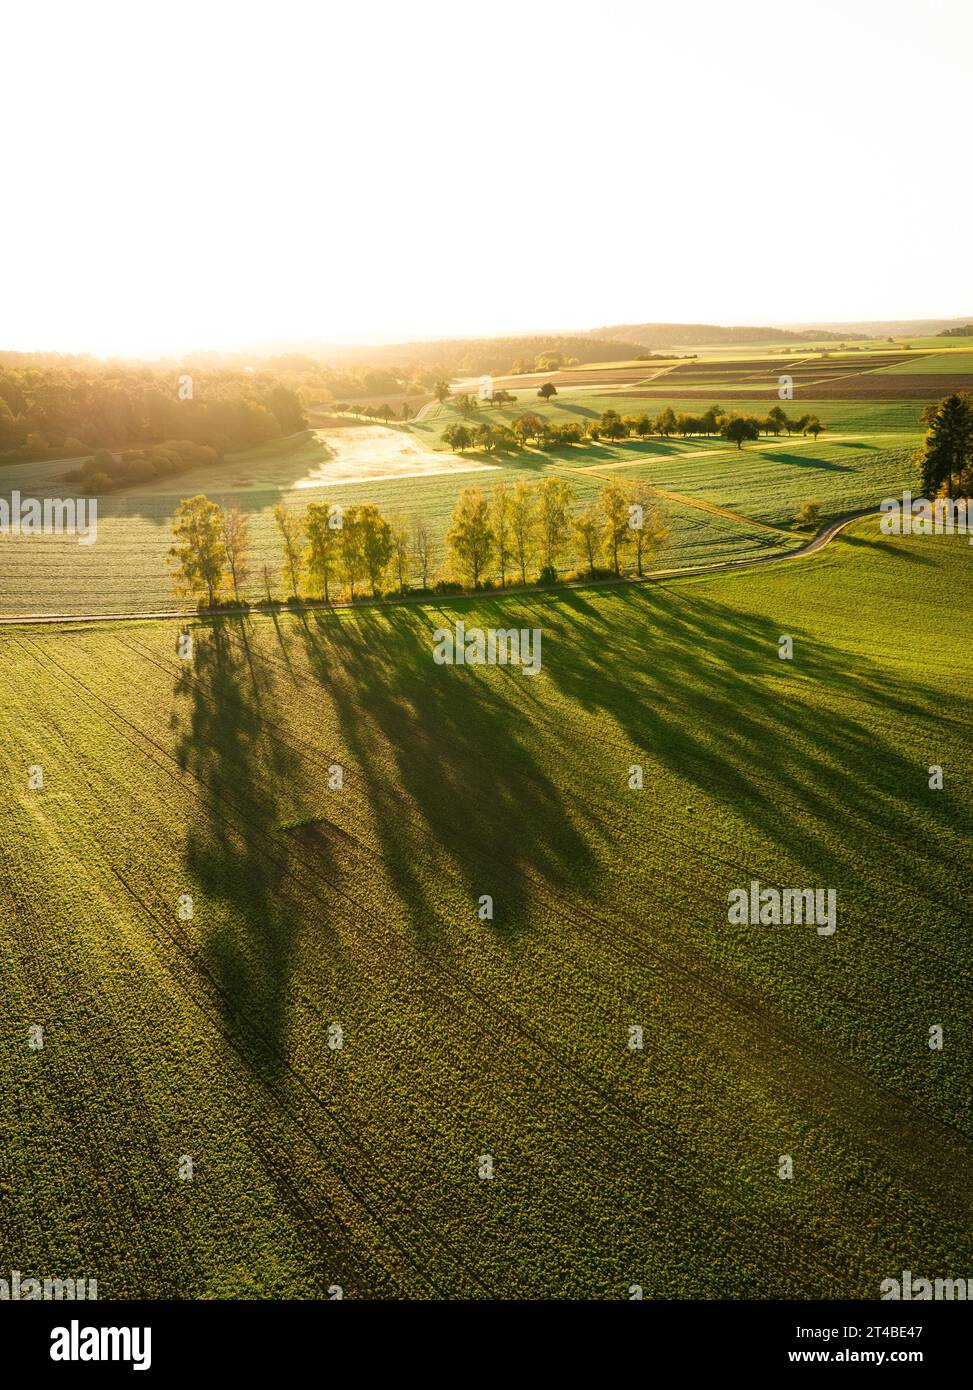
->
[875,351,973,374]
[610,442,914,528]
[2,522,971,1297]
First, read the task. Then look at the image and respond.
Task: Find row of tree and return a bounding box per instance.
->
[445,477,669,589]
[442,404,825,455]
[168,477,671,608]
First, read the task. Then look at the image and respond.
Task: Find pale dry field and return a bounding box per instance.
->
[293,426,499,488]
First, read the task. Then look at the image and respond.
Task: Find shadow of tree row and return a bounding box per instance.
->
[170,573,972,1067]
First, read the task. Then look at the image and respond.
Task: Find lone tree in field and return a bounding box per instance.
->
[804,415,825,441]
[722,415,761,449]
[434,379,451,403]
[915,392,973,498]
[273,503,304,597]
[794,498,822,530]
[536,475,575,573]
[169,495,226,607]
[537,382,558,403]
[304,501,341,602]
[447,485,494,589]
[221,503,250,603]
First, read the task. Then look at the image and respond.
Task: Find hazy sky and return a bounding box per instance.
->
[3,0,970,356]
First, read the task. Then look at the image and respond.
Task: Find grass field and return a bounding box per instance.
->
[2,522,971,1297]
[875,351,973,375]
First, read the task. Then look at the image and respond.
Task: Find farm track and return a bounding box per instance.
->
[12,621,973,1275]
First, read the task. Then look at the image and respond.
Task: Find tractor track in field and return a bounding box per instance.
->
[0,509,879,628]
[14,628,973,1273]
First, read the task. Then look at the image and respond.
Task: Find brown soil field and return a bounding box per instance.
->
[603,375,967,403]
[466,364,678,391]
[662,354,912,381]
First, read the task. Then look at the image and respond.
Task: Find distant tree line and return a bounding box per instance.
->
[167,477,670,609]
[588,322,853,349]
[307,333,645,379]
[245,336,646,406]
[0,364,306,461]
[441,403,824,455]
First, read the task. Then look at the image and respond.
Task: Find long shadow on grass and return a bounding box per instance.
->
[756,450,852,471]
[296,605,595,949]
[521,583,969,912]
[172,618,308,1071]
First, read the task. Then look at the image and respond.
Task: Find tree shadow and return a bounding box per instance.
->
[296,605,596,949]
[758,450,853,472]
[509,583,965,906]
[171,617,310,1071]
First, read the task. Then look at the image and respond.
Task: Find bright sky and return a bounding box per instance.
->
[3,0,970,357]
